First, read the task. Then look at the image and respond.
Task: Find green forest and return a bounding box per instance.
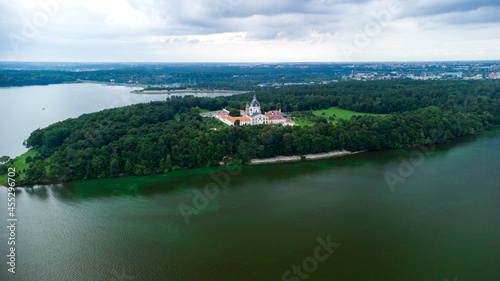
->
[2,80,500,185]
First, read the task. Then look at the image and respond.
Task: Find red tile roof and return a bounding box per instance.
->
[226,117,251,122]
[265,114,286,120]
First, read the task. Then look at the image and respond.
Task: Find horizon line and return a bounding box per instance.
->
[1,60,500,64]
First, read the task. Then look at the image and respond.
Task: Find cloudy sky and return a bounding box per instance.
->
[1,0,499,62]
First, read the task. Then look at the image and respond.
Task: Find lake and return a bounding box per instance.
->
[1,128,499,280]
[0,83,239,158]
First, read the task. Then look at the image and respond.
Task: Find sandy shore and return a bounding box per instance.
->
[250,150,353,164]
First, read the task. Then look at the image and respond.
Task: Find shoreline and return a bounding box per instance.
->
[132,89,248,94]
[3,128,498,187]
[1,150,358,187]
[0,81,144,89]
[250,150,361,164]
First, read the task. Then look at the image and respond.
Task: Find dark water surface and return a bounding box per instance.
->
[1,130,499,280]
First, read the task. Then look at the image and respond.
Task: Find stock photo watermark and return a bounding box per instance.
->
[7,0,71,51]
[282,234,340,281]
[384,144,436,193]
[338,1,402,60]
[179,167,242,224]
[6,167,17,274]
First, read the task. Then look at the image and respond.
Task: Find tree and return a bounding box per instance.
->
[27,160,46,180]
[229,108,240,117]
[110,158,120,176]
[0,156,10,164]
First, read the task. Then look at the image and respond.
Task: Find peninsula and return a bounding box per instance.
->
[1,80,499,186]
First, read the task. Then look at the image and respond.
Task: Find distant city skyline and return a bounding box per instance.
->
[1,0,499,62]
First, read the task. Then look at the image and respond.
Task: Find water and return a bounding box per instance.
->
[1,129,499,280]
[0,83,238,158]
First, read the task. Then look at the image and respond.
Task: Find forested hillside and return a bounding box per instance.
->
[4,80,500,185]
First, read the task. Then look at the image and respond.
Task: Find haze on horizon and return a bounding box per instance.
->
[1,0,499,63]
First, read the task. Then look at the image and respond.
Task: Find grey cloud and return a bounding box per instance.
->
[403,0,500,19]
[439,6,500,25]
[124,0,367,38]
[2,0,499,62]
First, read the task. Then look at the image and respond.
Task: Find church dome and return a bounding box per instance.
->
[250,94,260,107]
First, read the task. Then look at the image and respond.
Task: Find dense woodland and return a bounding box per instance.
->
[3,80,500,184]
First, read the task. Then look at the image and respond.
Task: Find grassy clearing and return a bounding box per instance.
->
[313,107,386,120]
[292,117,315,126]
[0,150,38,186]
[292,117,337,127]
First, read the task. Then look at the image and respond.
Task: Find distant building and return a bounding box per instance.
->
[321,80,338,84]
[444,72,463,78]
[215,94,296,127]
[489,72,500,79]
[258,83,274,87]
[463,74,483,80]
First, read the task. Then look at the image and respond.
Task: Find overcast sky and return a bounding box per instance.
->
[1,0,499,62]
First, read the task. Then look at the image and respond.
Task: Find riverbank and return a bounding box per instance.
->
[133,89,248,94]
[1,150,355,187]
[73,80,143,88]
[250,150,356,164]
[3,128,497,187]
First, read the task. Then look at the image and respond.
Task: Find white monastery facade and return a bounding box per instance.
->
[215,94,296,127]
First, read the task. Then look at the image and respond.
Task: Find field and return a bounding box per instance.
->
[292,117,315,126]
[292,107,385,127]
[313,107,386,119]
[292,117,337,127]
[0,150,38,186]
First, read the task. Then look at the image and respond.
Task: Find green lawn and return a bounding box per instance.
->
[313,107,386,120]
[292,117,315,126]
[0,150,38,186]
[293,106,384,127]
